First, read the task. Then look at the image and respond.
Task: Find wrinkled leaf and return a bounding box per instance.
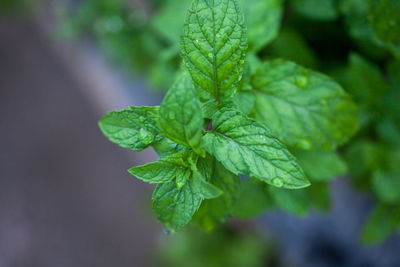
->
[153,180,203,232]
[158,71,205,155]
[251,59,358,150]
[181,0,247,101]
[99,106,160,151]
[203,107,309,189]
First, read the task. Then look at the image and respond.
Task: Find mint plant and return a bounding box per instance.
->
[98,0,358,233]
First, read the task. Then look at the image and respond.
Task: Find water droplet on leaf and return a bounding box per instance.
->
[272,178,284,188]
[295,75,309,88]
[138,128,154,145]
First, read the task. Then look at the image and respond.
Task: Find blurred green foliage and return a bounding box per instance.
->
[157,226,275,267]
[62,0,400,244]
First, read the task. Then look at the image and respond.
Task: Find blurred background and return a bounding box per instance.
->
[1,0,400,266]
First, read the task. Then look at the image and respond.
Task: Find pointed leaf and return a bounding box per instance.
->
[203,108,309,189]
[158,71,205,155]
[192,171,223,199]
[152,180,203,232]
[181,0,247,101]
[128,152,191,185]
[98,106,160,151]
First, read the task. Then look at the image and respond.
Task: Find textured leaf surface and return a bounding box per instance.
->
[158,71,204,155]
[128,152,190,185]
[238,0,283,52]
[203,108,309,189]
[98,106,159,151]
[152,180,202,232]
[153,136,188,157]
[181,0,247,101]
[252,59,358,150]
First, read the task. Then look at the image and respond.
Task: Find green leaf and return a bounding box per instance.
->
[293,149,347,182]
[192,161,240,230]
[98,106,160,151]
[153,136,188,158]
[181,0,247,101]
[361,204,400,244]
[251,59,358,150]
[238,0,283,52]
[192,171,223,199]
[368,0,400,56]
[268,187,309,216]
[203,107,309,189]
[128,152,191,186]
[291,0,338,21]
[372,171,400,204]
[152,180,203,232]
[233,178,272,218]
[158,71,205,156]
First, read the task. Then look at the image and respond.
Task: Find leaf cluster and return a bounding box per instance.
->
[98,0,359,232]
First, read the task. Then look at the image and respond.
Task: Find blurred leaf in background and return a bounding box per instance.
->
[156,226,276,267]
